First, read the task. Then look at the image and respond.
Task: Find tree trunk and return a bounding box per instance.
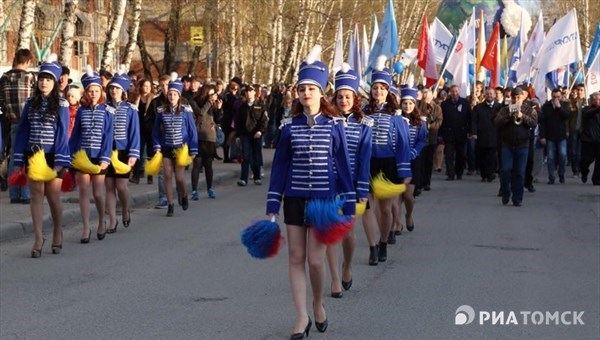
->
[0,0,7,63]
[274,0,285,82]
[187,46,202,75]
[163,0,181,75]
[267,0,279,84]
[122,0,142,71]
[251,32,258,84]
[281,0,306,83]
[59,0,78,68]
[315,0,336,46]
[137,29,159,81]
[228,0,237,79]
[101,0,127,72]
[237,17,245,81]
[16,0,36,51]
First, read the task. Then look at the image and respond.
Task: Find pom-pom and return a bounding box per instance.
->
[305,45,322,64]
[8,167,27,186]
[117,64,127,75]
[27,149,57,181]
[240,218,283,259]
[500,0,532,37]
[340,62,351,73]
[85,64,94,77]
[145,151,163,176]
[375,55,387,72]
[355,201,367,216]
[61,169,74,192]
[371,172,406,199]
[170,72,178,82]
[110,150,131,174]
[72,150,101,174]
[174,145,193,167]
[45,53,58,63]
[306,198,353,245]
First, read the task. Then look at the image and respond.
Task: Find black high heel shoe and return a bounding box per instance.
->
[51,231,63,254]
[315,318,328,333]
[107,221,118,234]
[342,278,353,291]
[31,238,46,258]
[290,317,311,340]
[122,212,131,228]
[80,230,91,244]
[97,222,107,240]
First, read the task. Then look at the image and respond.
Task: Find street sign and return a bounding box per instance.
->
[190,26,204,47]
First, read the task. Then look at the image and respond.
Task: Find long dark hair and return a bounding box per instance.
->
[30,73,60,119]
[402,99,422,128]
[195,84,216,108]
[331,90,365,121]
[161,92,183,115]
[290,97,339,118]
[368,83,399,115]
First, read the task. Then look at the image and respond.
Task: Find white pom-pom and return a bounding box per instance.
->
[118,64,126,75]
[45,53,58,63]
[500,0,532,37]
[305,45,322,64]
[340,63,351,73]
[170,72,178,82]
[408,74,415,88]
[85,65,94,77]
[375,55,387,72]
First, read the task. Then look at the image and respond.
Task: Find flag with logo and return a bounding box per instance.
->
[430,17,453,65]
[508,12,528,86]
[586,52,600,93]
[365,0,398,75]
[533,9,583,76]
[517,11,545,83]
[445,20,471,97]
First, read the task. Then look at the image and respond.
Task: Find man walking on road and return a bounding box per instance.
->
[440,85,471,181]
[539,89,570,184]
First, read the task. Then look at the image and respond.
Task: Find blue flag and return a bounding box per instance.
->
[586,23,600,69]
[508,33,522,86]
[364,0,398,75]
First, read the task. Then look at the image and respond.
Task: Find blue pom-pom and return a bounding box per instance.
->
[306,198,353,244]
[241,220,283,259]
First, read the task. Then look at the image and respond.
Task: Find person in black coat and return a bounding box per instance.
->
[440,84,471,180]
[221,79,241,163]
[580,92,600,185]
[471,87,502,182]
[539,89,570,184]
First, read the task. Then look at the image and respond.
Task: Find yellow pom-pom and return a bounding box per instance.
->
[145,151,163,176]
[174,144,193,167]
[355,202,367,216]
[110,150,131,174]
[371,172,406,199]
[27,150,57,182]
[72,150,101,174]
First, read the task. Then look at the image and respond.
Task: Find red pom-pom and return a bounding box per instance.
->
[61,169,74,192]
[266,233,284,258]
[8,168,27,186]
[313,219,354,245]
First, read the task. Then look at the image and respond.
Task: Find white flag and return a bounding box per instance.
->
[332,19,344,73]
[533,9,583,74]
[586,53,600,94]
[362,25,370,72]
[516,11,545,83]
[430,17,453,65]
[445,21,471,97]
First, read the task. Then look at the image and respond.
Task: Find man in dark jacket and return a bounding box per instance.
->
[539,89,570,184]
[440,84,471,180]
[221,78,241,163]
[580,92,600,185]
[494,87,537,206]
[471,87,502,182]
[235,85,268,186]
[418,88,443,190]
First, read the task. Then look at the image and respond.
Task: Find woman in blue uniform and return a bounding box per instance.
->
[105,70,140,232]
[362,58,411,266]
[390,86,427,241]
[325,63,372,296]
[152,74,198,217]
[12,56,70,257]
[69,67,114,243]
[266,46,355,339]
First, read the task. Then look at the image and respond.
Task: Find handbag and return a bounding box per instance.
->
[216,126,225,146]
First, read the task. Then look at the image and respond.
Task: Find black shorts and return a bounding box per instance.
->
[106,150,134,178]
[369,157,403,187]
[283,196,310,227]
[24,150,55,169]
[162,147,176,160]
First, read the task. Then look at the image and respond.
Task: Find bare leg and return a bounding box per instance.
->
[341,228,355,282]
[115,178,130,222]
[77,172,92,238]
[91,174,106,233]
[287,225,310,334]
[361,195,378,247]
[377,198,394,243]
[434,144,445,171]
[404,184,415,227]
[105,177,117,230]
[174,164,186,197]
[163,159,174,204]
[392,195,403,233]
[29,180,45,252]
[307,229,327,324]
[45,179,63,245]
[325,244,342,295]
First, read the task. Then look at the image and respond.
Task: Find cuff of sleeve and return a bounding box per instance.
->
[342,202,355,216]
[266,201,281,215]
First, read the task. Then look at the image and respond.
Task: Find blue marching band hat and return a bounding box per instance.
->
[371,55,393,87]
[334,63,360,93]
[108,64,131,91]
[81,65,102,89]
[400,85,418,101]
[297,45,329,93]
[38,53,62,81]
[168,72,184,94]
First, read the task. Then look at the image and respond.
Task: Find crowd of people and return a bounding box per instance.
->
[1,46,599,339]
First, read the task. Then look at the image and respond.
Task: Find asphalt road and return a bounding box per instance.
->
[0,171,598,340]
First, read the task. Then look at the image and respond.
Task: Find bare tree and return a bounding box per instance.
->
[281,0,307,83]
[16,0,37,51]
[59,0,78,68]
[137,28,159,80]
[101,0,127,71]
[163,0,182,75]
[0,0,7,63]
[122,0,142,71]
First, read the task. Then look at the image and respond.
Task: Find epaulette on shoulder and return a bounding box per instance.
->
[361,116,374,127]
[332,116,347,127]
[182,104,193,112]
[59,98,69,107]
[125,102,138,111]
[401,115,410,122]
[394,109,403,116]
[157,106,166,113]
[279,117,293,129]
[106,105,116,114]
